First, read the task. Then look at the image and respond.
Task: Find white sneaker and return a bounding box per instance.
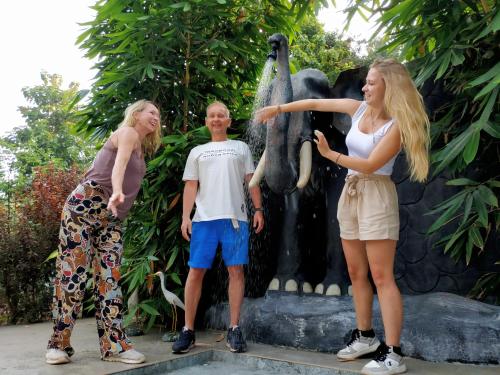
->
[337,329,380,361]
[45,349,70,365]
[361,344,407,375]
[103,349,146,364]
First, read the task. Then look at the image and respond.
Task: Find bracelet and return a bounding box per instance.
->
[276,105,281,113]
[335,152,342,165]
[254,207,264,212]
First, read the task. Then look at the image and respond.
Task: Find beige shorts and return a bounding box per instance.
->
[337,174,399,241]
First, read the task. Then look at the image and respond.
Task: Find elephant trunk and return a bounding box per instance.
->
[265,113,295,193]
[264,34,295,194]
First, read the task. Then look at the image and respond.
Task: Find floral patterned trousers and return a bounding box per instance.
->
[47,181,132,358]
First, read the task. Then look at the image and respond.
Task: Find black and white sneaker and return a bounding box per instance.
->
[337,329,380,361]
[361,342,407,375]
[172,327,195,354]
[226,326,247,353]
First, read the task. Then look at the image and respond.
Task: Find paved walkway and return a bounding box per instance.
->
[0,318,498,375]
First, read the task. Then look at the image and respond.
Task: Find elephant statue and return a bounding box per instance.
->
[249,34,349,295]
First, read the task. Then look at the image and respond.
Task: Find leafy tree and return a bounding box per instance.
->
[77,0,334,136]
[290,16,361,83]
[0,73,97,322]
[0,72,94,189]
[289,15,401,85]
[76,0,335,328]
[344,0,499,301]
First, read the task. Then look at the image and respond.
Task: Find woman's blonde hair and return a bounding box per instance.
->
[371,58,430,182]
[118,99,162,158]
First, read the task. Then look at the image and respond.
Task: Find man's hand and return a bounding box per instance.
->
[107,192,125,217]
[253,211,264,234]
[181,217,192,241]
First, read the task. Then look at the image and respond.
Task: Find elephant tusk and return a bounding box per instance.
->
[297,141,312,189]
[249,149,266,189]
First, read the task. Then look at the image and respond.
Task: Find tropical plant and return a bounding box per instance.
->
[121,126,212,331]
[344,0,499,301]
[76,0,335,329]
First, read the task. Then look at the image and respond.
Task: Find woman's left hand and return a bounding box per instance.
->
[107,192,125,217]
[313,130,331,157]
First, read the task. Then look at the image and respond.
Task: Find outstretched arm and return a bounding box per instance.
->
[245,174,264,234]
[255,99,361,123]
[107,127,140,217]
[181,180,198,241]
[314,125,401,174]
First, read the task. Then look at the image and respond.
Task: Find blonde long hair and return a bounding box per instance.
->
[371,58,430,182]
[118,99,162,157]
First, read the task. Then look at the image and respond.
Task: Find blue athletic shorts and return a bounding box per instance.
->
[188,219,249,269]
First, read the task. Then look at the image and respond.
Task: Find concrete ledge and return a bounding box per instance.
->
[0,317,498,374]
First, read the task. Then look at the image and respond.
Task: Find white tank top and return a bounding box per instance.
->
[345,101,397,176]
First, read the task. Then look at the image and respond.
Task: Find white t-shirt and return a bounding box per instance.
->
[182,140,255,222]
[345,101,398,176]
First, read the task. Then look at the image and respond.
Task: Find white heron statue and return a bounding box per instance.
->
[154,271,185,334]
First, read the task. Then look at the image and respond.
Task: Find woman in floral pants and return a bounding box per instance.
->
[46,100,161,365]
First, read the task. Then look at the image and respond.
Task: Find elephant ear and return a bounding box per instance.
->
[330,67,367,135]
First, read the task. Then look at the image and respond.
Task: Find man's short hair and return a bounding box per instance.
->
[206,101,230,118]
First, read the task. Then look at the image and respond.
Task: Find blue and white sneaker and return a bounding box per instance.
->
[172,327,195,354]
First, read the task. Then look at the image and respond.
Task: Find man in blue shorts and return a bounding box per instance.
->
[172,101,264,354]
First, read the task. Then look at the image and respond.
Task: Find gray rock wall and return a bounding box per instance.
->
[205,292,500,364]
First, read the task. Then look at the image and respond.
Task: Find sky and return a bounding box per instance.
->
[0,0,374,137]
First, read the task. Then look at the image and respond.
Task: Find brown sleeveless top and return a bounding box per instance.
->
[83,138,146,220]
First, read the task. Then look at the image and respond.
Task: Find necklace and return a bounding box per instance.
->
[370,110,376,144]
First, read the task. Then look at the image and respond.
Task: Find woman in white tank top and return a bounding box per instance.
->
[256,58,430,375]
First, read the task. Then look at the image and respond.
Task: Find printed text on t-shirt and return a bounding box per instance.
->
[200,149,239,159]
